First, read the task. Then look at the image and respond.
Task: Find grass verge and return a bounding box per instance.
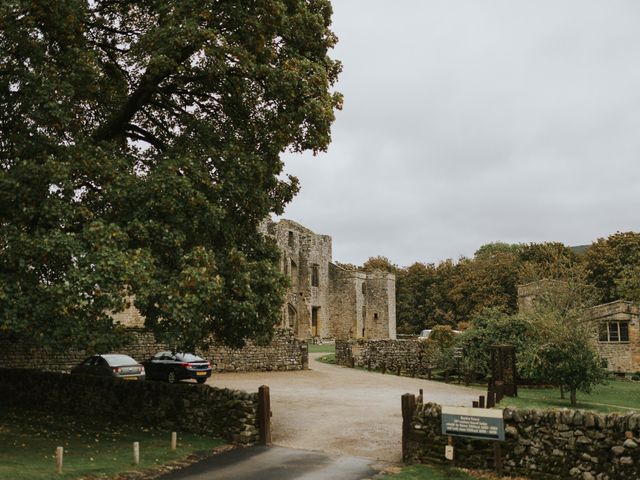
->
[0,407,224,480]
[308,343,336,353]
[387,464,479,479]
[316,353,336,364]
[472,380,640,414]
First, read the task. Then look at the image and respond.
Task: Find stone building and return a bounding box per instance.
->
[517,280,640,374]
[586,300,640,373]
[260,219,396,341]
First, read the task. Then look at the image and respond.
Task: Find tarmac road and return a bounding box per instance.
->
[157,446,382,480]
[208,352,479,463]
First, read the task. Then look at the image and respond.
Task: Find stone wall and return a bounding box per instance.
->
[0,367,260,444]
[0,329,308,374]
[406,402,640,479]
[208,330,309,372]
[336,338,428,374]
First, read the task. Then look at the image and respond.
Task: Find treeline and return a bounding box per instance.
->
[357,231,640,334]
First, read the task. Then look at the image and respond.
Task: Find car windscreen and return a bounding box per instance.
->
[175,353,204,362]
[102,354,138,366]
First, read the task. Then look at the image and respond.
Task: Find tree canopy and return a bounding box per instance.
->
[0,0,342,350]
[583,232,640,303]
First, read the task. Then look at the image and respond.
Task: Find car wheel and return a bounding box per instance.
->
[167,371,177,384]
[196,377,207,384]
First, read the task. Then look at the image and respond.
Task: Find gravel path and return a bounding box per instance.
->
[207,353,479,463]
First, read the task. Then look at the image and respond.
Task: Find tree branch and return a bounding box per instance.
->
[125,124,166,151]
[92,44,197,144]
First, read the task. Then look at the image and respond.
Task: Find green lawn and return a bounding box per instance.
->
[0,408,224,480]
[308,343,336,353]
[484,380,640,414]
[388,464,479,479]
[316,353,336,364]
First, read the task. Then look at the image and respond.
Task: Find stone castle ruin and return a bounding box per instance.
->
[260,219,396,341]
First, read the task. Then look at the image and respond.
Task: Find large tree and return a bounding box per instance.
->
[0,0,342,351]
[583,232,640,303]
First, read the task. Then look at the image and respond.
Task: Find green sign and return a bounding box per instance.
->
[441,406,504,441]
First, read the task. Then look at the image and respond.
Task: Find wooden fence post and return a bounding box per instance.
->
[479,395,485,408]
[487,391,495,408]
[258,385,272,445]
[494,442,504,476]
[133,442,139,465]
[170,432,177,451]
[401,393,417,462]
[495,384,504,404]
[55,446,63,474]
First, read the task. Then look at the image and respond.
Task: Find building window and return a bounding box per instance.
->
[287,304,296,329]
[290,260,298,286]
[311,264,319,287]
[374,313,379,321]
[599,321,630,342]
[311,307,320,336]
[288,231,294,247]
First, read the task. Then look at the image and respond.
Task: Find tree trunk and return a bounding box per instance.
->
[570,387,577,405]
[560,384,564,399]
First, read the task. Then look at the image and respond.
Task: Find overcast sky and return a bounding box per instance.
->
[277,0,640,267]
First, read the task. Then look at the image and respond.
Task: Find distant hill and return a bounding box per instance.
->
[570,244,590,255]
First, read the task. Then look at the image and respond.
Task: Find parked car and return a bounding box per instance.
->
[418,329,432,340]
[142,351,212,384]
[71,354,145,381]
[418,328,462,340]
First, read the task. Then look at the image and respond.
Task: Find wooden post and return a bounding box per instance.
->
[401,393,417,462]
[419,388,423,404]
[133,442,140,465]
[487,391,495,408]
[367,359,371,372]
[495,384,504,404]
[170,432,177,451]
[396,365,402,376]
[55,446,63,474]
[448,435,455,463]
[381,363,387,375]
[479,395,485,408]
[494,442,503,476]
[258,385,272,445]
[472,401,479,408]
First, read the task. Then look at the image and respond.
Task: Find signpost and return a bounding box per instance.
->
[441,406,505,441]
[441,405,505,476]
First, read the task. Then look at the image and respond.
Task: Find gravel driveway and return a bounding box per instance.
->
[207,353,479,463]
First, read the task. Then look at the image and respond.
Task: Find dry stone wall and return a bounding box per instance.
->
[0,367,260,444]
[0,329,308,374]
[407,402,640,479]
[336,339,429,374]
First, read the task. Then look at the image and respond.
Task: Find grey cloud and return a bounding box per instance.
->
[279,0,640,266]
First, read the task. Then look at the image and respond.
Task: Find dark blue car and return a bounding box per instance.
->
[142,351,212,384]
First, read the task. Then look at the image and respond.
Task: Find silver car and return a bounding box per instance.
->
[71,354,146,381]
